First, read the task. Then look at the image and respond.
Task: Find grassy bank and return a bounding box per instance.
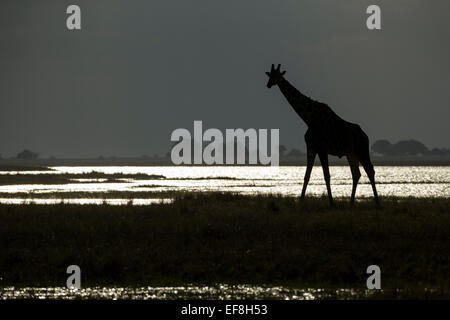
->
[0,165,52,172]
[0,194,449,297]
[0,171,165,185]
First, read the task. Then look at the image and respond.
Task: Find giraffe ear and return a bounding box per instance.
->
[265,72,270,77]
[281,71,286,75]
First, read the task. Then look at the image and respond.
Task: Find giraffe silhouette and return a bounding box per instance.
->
[266,64,380,207]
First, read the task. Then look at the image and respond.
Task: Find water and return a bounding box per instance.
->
[1,166,448,299]
[0,285,378,300]
[0,166,449,204]
[0,198,172,205]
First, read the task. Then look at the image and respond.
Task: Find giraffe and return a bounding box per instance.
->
[265,64,380,207]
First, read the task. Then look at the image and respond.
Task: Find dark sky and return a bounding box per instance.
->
[1,0,449,158]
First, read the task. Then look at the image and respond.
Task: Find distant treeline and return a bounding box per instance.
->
[3,140,449,161]
[371,139,450,156]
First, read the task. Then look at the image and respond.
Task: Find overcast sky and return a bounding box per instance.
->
[1,0,449,158]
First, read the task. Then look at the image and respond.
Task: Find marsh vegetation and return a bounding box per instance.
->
[0,193,449,298]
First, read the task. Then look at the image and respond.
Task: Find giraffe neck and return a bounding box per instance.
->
[277,78,316,126]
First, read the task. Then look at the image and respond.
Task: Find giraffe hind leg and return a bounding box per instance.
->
[361,158,380,208]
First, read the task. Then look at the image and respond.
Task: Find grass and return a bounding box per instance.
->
[0,165,53,172]
[0,190,183,199]
[0,171,165,185]
[0,193,449,298]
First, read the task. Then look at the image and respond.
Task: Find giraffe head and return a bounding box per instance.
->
[265,64,286,88]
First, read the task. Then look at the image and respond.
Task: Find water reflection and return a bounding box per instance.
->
[0,285,379,300]
[0,166,448,204]
[0,198,172,205]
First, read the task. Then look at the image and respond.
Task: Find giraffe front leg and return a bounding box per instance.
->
[318,153,333,206]
[347,154,361,205]
[301,149,316,199]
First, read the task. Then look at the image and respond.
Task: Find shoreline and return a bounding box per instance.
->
[1,155,450,169]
